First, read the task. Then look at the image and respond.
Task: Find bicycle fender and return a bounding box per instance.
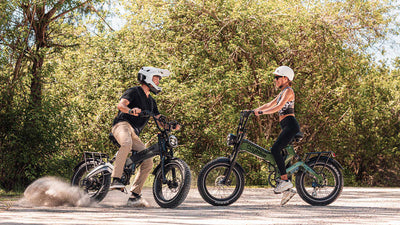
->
[214,157,246,175]
[307,156,344,170]
[73,160,86,173]
[86,162,113,178]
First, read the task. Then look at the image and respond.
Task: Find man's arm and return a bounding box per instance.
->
[117,98,141,116]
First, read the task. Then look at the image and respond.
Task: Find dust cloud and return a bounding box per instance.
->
[20,176,91,207]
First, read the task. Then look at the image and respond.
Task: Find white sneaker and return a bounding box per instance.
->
[274,180,293,194]
[280,189,296,206]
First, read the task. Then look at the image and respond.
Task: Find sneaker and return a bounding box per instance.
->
[110,178,125,190]
[127,193,149,207]
[280,189,296,206]
[274,180,293,194]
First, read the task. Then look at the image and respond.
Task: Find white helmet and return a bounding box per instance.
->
[138,67,170,94]
[273,66,294,81]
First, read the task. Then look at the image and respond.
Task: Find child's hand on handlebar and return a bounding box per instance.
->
[254,110,263,116]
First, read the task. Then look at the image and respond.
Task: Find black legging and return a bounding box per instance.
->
[271,116,300,176]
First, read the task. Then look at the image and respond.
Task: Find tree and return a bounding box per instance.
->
[1,0,398,191]
[0,0,106,191]
[116,0,400,185]
[43,0,400,186]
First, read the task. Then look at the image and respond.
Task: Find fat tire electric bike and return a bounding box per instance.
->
[71,111,191,208]
[197,110,343,206]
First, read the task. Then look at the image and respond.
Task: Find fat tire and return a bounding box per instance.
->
[295,160,343,206]
[71,161,111,202]
[197,158,245,206]
[152,158,191,208]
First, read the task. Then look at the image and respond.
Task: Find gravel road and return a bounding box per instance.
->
[1,187,399,225]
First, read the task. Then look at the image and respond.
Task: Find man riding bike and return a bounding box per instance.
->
[110,66,179,206]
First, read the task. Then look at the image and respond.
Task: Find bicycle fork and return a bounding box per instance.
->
[222,137,243,185]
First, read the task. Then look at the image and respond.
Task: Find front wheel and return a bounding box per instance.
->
[295,160,343,206]
[71,161,111,202]
[153,158,191,208]
[197,158,245,206]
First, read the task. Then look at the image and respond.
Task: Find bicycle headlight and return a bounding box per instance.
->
[168,135,178,148]
[226,133,237,146]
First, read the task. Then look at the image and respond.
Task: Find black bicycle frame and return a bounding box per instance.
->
[83,111,179,185]
[223,110,252,183]
[139,112,176,185]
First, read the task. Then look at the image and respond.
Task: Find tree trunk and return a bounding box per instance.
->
[29,5,48,108]
[30,53,44,107]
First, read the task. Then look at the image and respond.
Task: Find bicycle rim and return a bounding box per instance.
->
[297,162,342,203]
[203,164,242,202]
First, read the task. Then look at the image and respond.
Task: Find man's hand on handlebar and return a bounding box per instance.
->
[128,107,141,116]
[171,122,181,131]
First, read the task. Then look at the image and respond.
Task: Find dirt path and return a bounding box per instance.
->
[1,187,400,225]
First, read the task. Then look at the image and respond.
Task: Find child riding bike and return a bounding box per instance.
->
[253,66,300,204]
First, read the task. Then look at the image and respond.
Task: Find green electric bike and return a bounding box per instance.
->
[197,110,344,206]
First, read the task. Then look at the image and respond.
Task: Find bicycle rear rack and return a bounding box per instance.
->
[304,151,334,161]
[83,152,109,171]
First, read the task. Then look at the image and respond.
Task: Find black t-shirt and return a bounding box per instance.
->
[112,86,160,135]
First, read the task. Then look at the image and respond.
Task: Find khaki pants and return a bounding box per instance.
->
[111,121,153,194]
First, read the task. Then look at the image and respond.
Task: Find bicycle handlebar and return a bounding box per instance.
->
[138,110,154,118]
[139,110,180,131]
[241,110,254,117]
[241,110,264,116]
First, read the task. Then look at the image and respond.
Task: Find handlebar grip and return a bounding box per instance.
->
[258,111,263,115]
[241,110,254,117]
[138,110,151,117]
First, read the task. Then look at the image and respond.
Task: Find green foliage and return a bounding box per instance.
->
[129,0,400,186]
[0,0,108,191]
[1,0,399,191]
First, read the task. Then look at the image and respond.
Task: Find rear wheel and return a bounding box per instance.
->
[197,158,245,206]
[71,161,111,202]
[153,159,191,208]
[295,160,343,206]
